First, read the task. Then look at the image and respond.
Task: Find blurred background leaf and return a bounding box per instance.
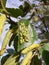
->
[38,43,49,55]
[42,50,49,65]
[31,55,42,65]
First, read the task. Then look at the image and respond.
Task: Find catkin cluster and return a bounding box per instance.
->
[18,22,30,44]
[0,14,6,37]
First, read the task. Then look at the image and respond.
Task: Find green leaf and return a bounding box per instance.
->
[19,19,29,27]
[42,50,49,65]
[17,23,36,52]
[38,43,49,55]
[31,55,42,65]
[19,1,31,16]
[44,32,49,39]
[0,8,3,13]
[6,8,23,18]
[14,19,36,52]
[44,16,49,27]
[0,0,24,17]
[13,35,18,52]
[30,25,37,43]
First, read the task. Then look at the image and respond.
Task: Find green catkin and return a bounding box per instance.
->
[18,22,30,44]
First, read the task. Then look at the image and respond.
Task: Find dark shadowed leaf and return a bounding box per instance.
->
[31,55,42,65]
[3,54,20,65]
[44,32,49,39]
[6,8,23,18]
[1,54,10,65]
[6,49,15,55]
[42,50,49,65]
[13,35,18,52]
[19,1,31,16]
[9,34,16,46]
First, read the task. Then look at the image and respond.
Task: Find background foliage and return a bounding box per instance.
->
[0,0,49,65]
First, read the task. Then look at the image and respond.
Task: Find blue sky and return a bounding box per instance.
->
[6,0,23,8]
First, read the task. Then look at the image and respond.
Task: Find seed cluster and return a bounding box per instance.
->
[18,22,30,44]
